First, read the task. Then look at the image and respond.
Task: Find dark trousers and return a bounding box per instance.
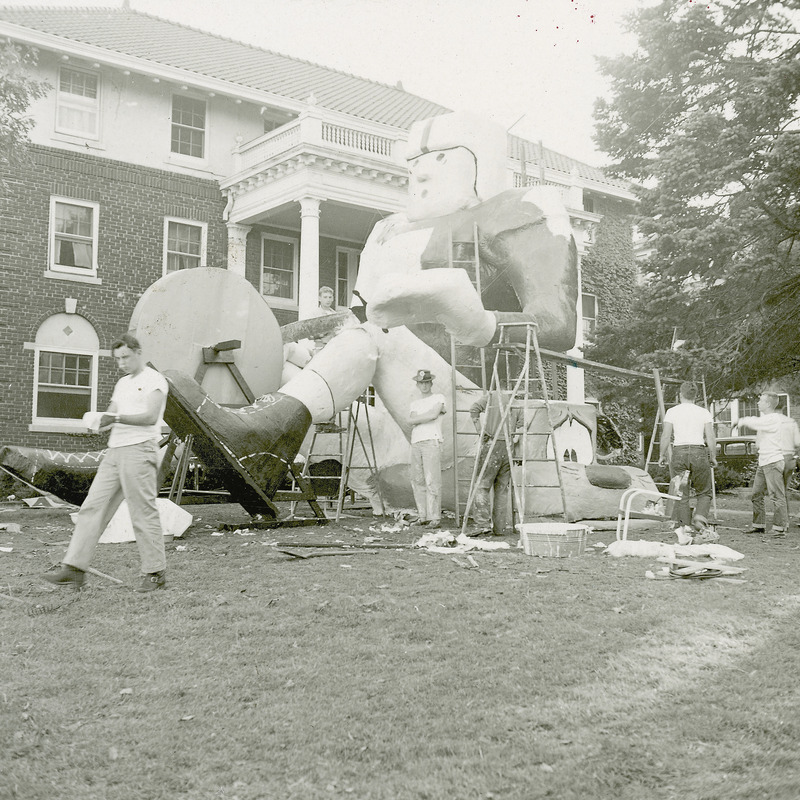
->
[472,437,512,533]
[669,445,712,527]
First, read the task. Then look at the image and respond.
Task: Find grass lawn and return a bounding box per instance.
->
[1,491,799,800]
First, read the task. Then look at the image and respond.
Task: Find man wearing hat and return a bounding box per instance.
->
[408,370,447,527]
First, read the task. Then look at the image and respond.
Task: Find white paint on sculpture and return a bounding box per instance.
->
[522,186,574,239]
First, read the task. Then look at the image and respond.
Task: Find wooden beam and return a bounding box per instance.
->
[280,310,358,344]
[533,347,684,384]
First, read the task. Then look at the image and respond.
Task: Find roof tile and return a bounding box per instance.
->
[0,5,629,190]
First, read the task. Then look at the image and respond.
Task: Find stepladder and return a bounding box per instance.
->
[290,393,383,522]
[460,321,570,536]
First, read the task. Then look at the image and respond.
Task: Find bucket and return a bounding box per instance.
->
[516,522,588,558]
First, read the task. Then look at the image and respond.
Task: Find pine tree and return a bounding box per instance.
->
[592,0,800,393]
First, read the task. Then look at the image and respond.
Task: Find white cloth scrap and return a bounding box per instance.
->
[605,539,744,561]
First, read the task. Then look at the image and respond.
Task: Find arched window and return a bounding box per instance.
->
[33,314,99,427]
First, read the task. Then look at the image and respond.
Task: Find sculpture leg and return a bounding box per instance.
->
[164,322,482,514]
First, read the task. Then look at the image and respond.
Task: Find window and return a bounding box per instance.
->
[335,247,361,308]
[261,235,298,305]
[36,351,93,419]
[49,197,99,276]
[581,293,598,339]
[163,218,207,274]
[738,397,758,419]
[171,95,206,158]
[56,66,100,138]
[725,443,748,456]
[31,314,99,429]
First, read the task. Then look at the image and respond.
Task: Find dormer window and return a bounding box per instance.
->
[171,95,206,159]
[56,66,100,138]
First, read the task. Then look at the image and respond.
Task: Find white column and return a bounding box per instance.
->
[566,247,585,404]
[297,196,322,319]
[226,222,251,277]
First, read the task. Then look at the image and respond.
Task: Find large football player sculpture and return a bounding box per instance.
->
[163,112,580,516]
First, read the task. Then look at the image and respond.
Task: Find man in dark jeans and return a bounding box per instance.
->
[469,391,523,536]
[660,381,718,543]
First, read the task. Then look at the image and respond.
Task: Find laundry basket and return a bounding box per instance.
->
[516,522,589,558]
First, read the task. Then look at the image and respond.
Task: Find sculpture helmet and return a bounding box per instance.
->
[405,112,509,203]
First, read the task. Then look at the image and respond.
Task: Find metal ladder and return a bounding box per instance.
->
[335,394,383,521]
[291,394,382,522]
[460,321,569,535]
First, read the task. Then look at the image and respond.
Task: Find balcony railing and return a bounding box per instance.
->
[233,111,401,175]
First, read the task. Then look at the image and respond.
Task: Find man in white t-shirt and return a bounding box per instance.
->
[739,391,790,536]
[660,381,717,540]
[408,369,446,528]
[44,333,170,592]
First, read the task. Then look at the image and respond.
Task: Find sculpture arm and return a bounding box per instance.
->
[484,222,579,352]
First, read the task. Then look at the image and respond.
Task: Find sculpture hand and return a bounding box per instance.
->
[366,268,496,347]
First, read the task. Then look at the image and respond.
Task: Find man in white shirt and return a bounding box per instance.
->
[408,370,446,528]
[44,333,170,592]
[660,381,717,540]
[739,391,790,536]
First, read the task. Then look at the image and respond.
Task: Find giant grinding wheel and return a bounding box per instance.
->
[130,268,283,405]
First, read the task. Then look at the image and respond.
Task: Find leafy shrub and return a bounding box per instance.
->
[714,463,756,492]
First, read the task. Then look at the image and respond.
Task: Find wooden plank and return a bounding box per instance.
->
[276,547,378,559]
[657,555,745,575]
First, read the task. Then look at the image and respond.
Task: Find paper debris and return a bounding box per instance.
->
[414,531,511,554]
[0,523,21,534]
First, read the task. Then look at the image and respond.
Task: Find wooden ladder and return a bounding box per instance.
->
[447,222,489,526]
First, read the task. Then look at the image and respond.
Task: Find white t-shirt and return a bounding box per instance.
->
[410,393,446,444]
[664,402,712,446]
[107,367,169,448]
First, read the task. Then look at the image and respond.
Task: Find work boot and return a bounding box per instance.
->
[163,371,312,517]
[136,571,166,593]
[43,563,85,589]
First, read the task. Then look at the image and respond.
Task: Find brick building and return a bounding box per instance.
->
[0,5,636,451]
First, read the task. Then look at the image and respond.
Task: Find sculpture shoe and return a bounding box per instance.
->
[163,371,312,517]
